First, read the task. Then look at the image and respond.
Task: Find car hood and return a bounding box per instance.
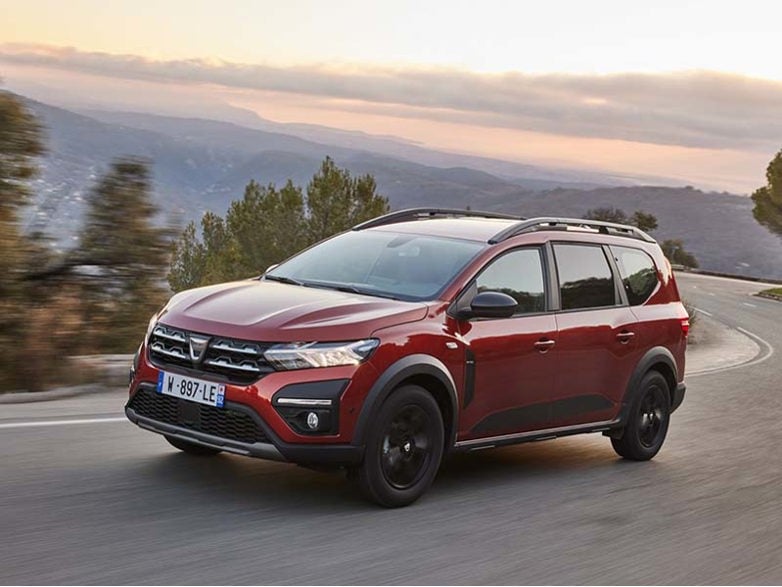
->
[157,280,428,341]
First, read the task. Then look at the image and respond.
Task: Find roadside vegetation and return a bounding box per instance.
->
[168,158,389,292]
[682,298,697,329]
[752,149,782,238]
[1,91,171,391]
[0,91,388,392]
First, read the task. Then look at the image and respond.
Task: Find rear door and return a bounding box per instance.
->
[549,242,641,427]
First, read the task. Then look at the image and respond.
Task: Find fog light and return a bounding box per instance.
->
[306,412,319,430]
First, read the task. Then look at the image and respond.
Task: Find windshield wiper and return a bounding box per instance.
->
[263,274,306,287]
[309,281,402,300]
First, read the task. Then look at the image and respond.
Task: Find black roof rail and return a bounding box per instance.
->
[488,217,656,244]
[352,208,524,231]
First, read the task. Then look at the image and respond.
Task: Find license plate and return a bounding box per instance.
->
[156,371,225,408]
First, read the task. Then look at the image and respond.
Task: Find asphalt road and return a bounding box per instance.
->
[1,273,780,585]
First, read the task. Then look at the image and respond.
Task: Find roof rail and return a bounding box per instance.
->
[488,217,656,244]
[352,208,523,231]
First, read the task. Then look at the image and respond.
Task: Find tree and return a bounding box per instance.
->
[584,206,629,224]
[226,179,307,275]
[584,206,658,232]
[168,157,390,292]
[168,181,307,290]
[0,92,44,391]
[0,92,44,301]
[630,210,658,233]
[0,91,44,214]
[752,149,782,237]
[76,158,171,351]
[661,239,699,268]
[167,221,206,292]
[306,157,389,242]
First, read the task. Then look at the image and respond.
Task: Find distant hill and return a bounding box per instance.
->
[81,108,632,189]
[488,187,782,280]
[17,95,782,280]
[20,97,589,238]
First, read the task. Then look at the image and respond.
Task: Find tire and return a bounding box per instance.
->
[165,435,222,456]
[353,385,445,507]
[611,371,671,461]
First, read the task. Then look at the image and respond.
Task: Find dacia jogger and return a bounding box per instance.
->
[126,209,688,507]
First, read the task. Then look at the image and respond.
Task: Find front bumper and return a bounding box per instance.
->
[125,383,363,466]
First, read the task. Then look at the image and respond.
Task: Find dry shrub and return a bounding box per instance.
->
[15,287,87,392]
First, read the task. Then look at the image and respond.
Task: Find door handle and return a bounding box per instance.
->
[616,331,635,343]
[534,339,556,352]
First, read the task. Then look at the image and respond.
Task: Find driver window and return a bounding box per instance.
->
[474,248,546,315]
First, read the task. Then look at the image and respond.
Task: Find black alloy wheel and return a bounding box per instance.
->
[380,404,434,490]
[611,371,671,461]
[352,385,444,507]
[638,388,666,448]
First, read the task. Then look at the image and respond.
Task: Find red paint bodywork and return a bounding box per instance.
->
[129,219,687,449]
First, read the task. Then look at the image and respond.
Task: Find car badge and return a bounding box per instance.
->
[188,335,210,364]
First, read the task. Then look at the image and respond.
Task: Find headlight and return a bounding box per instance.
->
[264,339,379,370]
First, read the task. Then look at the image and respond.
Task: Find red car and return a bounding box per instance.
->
[126,209,688,507]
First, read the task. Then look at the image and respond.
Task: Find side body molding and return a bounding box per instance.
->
[352,354,459,448]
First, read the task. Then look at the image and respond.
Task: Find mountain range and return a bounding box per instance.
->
[16,93,782,280]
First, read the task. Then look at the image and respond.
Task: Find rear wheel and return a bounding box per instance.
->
[353,385,444,507]
[165,435,222,456]
[611,371,670,461]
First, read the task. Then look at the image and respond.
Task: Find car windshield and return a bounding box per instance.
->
[265,230,485,300]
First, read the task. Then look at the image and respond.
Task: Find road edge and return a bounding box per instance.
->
[0,383,123,405]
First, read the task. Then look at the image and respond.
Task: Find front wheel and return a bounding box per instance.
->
[165,435,222,456]
[353,385,444,507]
[611,371,671,461]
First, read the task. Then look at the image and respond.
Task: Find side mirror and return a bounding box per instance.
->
[265,263,279,274]
[467,291,518,319]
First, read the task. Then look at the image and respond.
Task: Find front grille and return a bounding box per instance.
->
[148,324,276,384]
[128,387,268,444]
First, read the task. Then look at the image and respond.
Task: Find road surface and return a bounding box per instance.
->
[1,273,780,584]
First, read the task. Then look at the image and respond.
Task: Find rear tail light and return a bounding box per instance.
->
[681,318,690,337]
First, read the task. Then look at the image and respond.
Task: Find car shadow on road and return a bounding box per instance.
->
[435,437,644,487]
[127,435,647,514]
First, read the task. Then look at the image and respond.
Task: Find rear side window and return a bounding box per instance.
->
[554,243,616,310]
[475,248,546,314]
[611,245,659,305]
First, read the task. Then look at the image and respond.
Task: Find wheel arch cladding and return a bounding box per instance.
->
[622,346,678,417]
[648,362,677,407]
[352,354,458,449]
[398,373,455,452]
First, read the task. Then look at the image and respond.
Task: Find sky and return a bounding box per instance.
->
[2,0,782,192]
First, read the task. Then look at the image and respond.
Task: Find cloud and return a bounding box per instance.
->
[2,43,782,151]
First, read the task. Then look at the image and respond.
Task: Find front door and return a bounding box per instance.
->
[454,247,558,440]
